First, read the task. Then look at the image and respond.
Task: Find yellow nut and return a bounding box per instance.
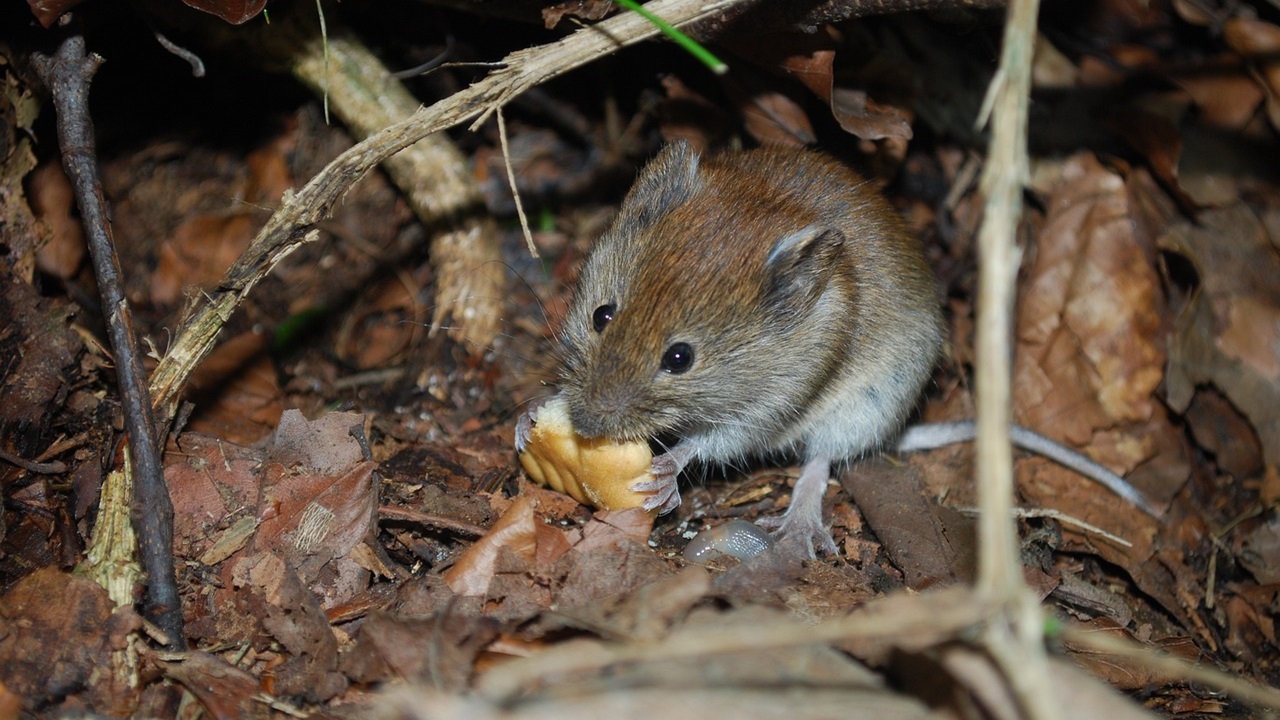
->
[518,396,656,511]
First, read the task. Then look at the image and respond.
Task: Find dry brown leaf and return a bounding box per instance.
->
[151,212,259,307]
[1014,154,1174,499]
[181,0,267,24]
[777,45,835,100]
[25,0,83,27]
[341,610,498,691]
[1171,0,1216,27]
[1009,155,1200,619]
[228,552,348,700]
[268,409,366,474]
[1162,205,1280,502]
[185,331,283,444]
[254,461,377,592]
[154,651,262,720]
[831,88,914,141]
[1062,617,1197,691]
[740,87,815,148]
[170,410,382,628]
[729,30,911,141]
[576,508,655,551]
[1183,387,1264,480]
[150,140,291,306]
[165,433,264,559]
[1178,63,1265,131]
[541,0,612,28]
[841,457,970,590]
[1223,16,1280,132]
[28,163,85,280]
[0,568,143,715]
[444,494,542,596]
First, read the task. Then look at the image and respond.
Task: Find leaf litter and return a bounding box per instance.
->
[3,1,1280,717]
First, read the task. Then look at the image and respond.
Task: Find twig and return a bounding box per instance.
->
[391,35,455,79]
[285,24,505,351]
[497,108,538,257]
[31,33,186,650]
[477,586,995,701]
[152,29,206,77]
[377,505,487,538]
[0,449,67,474]
[974,4,1031,608]
[950,506,1134,548]
[973,0,1055,718]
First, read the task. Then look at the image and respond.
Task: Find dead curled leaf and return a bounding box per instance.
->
[1223,16,1280,132]
[180,0,268,24]
[1011,155,1189,616]
[444,492,656,599]
[1014,154,1169,475]
[0,569,143,715]
[443,494,549,596]
[1162,204,1280,501]
[729,30,912,141]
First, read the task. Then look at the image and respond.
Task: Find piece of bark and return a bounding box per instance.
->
[840,457,973,589]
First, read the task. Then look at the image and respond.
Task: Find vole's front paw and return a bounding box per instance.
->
[513,397,550,452]
[632,453,683,514]
[757,512,838,559]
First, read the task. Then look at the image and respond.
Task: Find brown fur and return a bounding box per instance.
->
[557,142,943,469]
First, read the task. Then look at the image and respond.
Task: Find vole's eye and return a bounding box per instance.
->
[661,342,695,373]
[591,304,616,333]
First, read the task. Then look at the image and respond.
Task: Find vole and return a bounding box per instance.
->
[521,141,944,557]
[517,141,1158,558]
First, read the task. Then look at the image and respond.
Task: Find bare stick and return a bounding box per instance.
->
[497,108,538,258]
[32,33,185,650]
[972,0,1055,717]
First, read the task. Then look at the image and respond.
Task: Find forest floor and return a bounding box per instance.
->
[2,0,1280,718]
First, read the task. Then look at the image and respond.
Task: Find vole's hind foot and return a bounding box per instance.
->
[757,456,839,558]
[757,513,838,559]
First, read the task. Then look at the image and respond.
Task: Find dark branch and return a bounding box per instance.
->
[32,32,186,651]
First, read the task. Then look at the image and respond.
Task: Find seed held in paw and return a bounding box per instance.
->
[517,396,656,511]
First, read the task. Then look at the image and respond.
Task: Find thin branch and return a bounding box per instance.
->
[497,108,538,258]
[32,33,185,651]
[0,449,68,474]
[972,0,1055,718]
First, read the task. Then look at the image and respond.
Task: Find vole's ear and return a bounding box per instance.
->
[764,224,845,315]
[618,141,702,229]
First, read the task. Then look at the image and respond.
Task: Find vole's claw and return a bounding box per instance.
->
[633,466,682,514]
[633,452,686,514]
[513,397,550,452]
[514,413,533,452]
